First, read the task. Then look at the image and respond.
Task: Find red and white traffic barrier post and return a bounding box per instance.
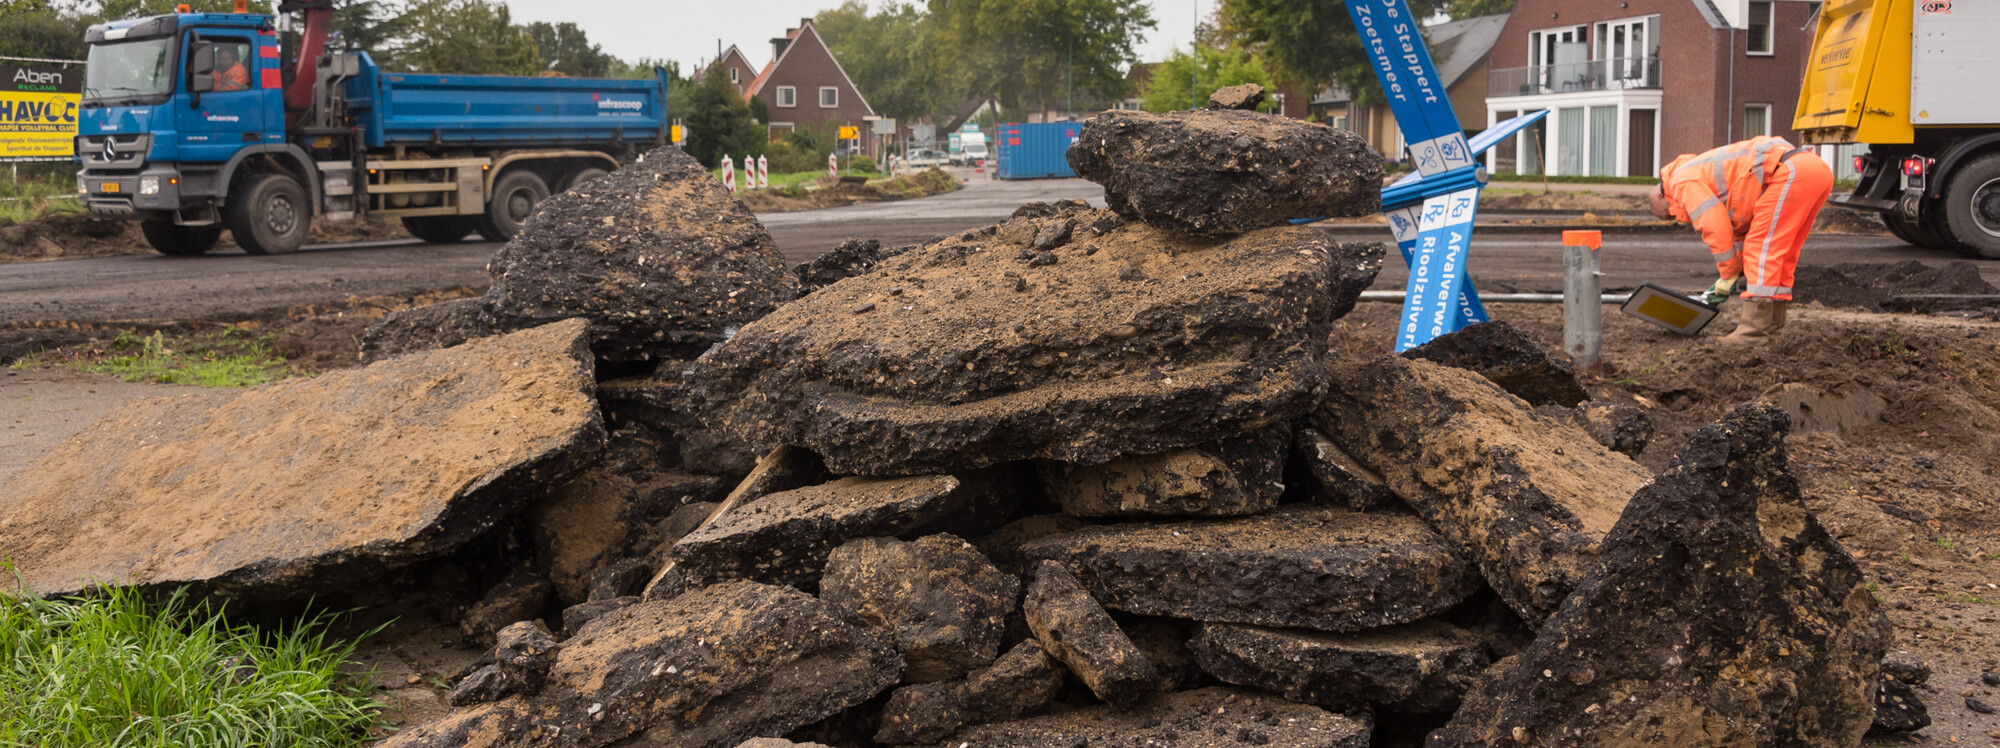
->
[757,155,769,190]
[721,155,736,193]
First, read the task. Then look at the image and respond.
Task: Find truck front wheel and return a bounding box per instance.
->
[228,173,311,255]
[139,221,222,256]
[480,171,548,242]
[1941,153,2000,259]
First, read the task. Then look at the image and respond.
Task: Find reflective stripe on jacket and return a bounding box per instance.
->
[1659,136,1804,265]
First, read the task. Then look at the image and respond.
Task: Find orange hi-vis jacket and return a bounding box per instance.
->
[1660,136,1833,300]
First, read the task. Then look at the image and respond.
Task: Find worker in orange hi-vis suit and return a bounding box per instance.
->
[1649,136,1834,344]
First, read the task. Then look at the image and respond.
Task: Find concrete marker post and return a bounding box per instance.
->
[1562,230,1604,375]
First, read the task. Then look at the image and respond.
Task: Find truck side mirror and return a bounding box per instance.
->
[190,41,215,77]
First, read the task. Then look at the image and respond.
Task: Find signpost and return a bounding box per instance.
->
[1316,1,1554,351]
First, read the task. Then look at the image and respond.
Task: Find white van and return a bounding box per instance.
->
[954,133,989,165]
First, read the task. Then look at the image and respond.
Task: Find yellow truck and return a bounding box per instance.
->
[1797,0,2000,258]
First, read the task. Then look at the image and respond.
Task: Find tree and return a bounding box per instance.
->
[680,62,765,169]
[0,0,93,61]
[331,0,408,67]
[931,0,1155,117]
[394,0,539,76]
[92,0,273,19]
[526,21,615,78]
[1140,44,1275,113]
[817,2,957,128]
[1220,0,1444,107]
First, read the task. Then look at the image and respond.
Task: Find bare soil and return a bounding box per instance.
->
[734,169,962,213]
[0,213,414,263]
[1335,301,2000,744]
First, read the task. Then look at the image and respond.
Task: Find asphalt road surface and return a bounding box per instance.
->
[1,174,1994,325]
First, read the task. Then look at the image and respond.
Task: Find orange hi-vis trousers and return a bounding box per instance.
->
[1660,137,1834,300]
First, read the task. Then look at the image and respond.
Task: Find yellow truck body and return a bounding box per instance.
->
[1795,0,1915,145]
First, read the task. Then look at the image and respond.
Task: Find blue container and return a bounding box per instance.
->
[995,122,1081,180]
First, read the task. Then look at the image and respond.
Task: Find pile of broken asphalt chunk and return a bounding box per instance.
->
[0,89,1915,748]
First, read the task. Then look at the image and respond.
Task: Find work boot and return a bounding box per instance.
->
[1716,299,1782,345]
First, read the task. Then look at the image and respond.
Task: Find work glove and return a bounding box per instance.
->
[1704,276,1742,306]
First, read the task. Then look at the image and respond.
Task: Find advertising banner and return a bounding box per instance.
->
[1,63,82,160]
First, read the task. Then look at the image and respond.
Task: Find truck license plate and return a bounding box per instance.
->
[100,182,120,193]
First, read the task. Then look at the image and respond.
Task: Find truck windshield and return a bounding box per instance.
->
[84,37,174,101]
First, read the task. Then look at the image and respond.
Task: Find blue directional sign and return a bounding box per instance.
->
[1334,0,1550,350]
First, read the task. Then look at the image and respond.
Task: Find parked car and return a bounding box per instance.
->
[951,133,990,165]
[902,149,952,169]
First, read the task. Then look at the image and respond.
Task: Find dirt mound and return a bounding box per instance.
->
[735,168,961,213]
[0,212,144,262]
[0,213,412,263]
[1795,260,2000,312]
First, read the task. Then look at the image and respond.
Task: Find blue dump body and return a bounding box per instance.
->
[344,53,668,150]
[995,122,1080,180]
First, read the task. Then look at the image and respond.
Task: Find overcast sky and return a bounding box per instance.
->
[500,0,1207,74]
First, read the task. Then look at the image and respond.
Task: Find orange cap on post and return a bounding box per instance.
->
[234,0,248,11]
[176,3,191,11]
[1562,230,1603,250]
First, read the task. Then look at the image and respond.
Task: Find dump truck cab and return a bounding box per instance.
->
[77,12,314,253]
[1797,0,2000,258]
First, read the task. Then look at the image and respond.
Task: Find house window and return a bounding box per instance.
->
[730,67,739,84]
[1269,92,1286,116]
[777,86,796,108]
[1333,115,1348,130]
[819,87,838,108]
[1529,25,1590,93]
[1747,2,1774,55]
[1594,16,1661,88]
[1745,103,1772,137]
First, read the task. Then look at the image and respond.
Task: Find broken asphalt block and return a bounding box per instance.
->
[460,566,554,643]
[1188,619,1490,714]
[1206,83,1265,111]
[1023,560,1159,709]
[925,687,1370,748]
[667,475,978,591]
[586,558,652,602]
[381,582,901,748]
[1573,401,1653,458]
[1123,616,1207,692]
[1316,355,1651,624]
[597,360,764,476]
[529,468,727,605]
[356,297,498,361]
[820,534,1020,683]
[493,622,558,696]
[1037,423,1288,518]
[973,514,1090,577]
[1431,403,1891,748]
[448,665,510,707]
[875,640,1065,745]
[1018,505,1477,632]
[734,741,833,748]
[1289,425,1402,511]
[1871,650,1932,734]
[796,238,908,294]
[0,319,604,599]
[1067,109,1381,236]
[1400,320,1589,408]
[560,596,638,636]
[684,205,1382,475]
[366,148,797,363]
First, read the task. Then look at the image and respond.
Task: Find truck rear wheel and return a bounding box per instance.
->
[1884,210,1944,249]
[479,171,548,242]
[560,167,609,193]
[228,173,311,255]
[1941,153,2000,259]
[139,221,222,256]
[401,215,478,244]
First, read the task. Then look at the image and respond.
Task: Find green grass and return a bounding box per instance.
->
[71,329,293,388]
[1938,592,1998,606]
[1485,173,1660,185]
[1934,536,1959,551]
[0,573,382,747]
[0,172,84,223]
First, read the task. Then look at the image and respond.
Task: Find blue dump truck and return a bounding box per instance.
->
[75,0,669,255]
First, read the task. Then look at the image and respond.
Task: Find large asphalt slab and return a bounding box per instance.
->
[0,174,1993,325]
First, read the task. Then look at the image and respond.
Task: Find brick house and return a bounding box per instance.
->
[743,19,876,140]
[1314,13,1505,157]
[707,45,758,98]
[1482,0,1816,178]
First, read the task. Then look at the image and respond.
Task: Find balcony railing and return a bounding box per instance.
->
[1490,58,1662,97]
